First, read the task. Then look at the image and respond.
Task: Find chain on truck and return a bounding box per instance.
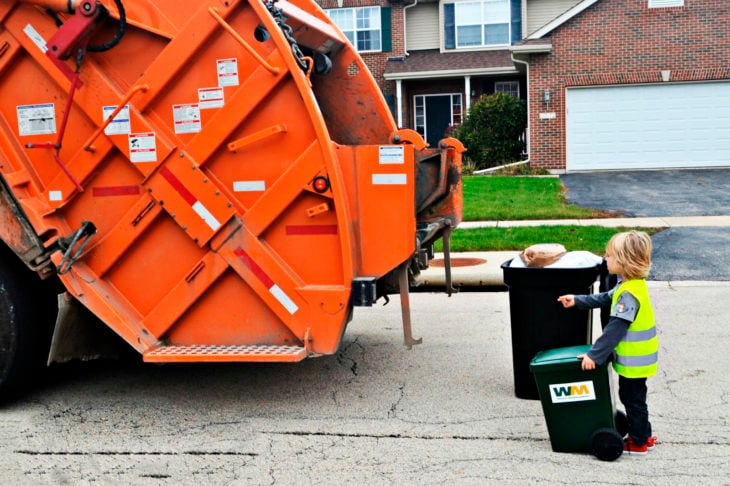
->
[0,0,463,400]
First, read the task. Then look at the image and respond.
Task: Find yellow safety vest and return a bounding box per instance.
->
[612,279,658,378]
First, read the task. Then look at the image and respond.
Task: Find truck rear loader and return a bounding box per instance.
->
[0,0,463,399]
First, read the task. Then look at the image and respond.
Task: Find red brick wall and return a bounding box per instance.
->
[528,0,730,170]
[315,0,406,96]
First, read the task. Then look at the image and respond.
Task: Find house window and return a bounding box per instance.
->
[453,0,510,48]
[327,6,382,52]
[648,0,683,7]
[495,81,519,97]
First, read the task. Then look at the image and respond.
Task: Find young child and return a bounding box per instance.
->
[557,231,658,456]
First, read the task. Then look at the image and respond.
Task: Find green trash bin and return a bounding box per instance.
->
[529,344,629,461]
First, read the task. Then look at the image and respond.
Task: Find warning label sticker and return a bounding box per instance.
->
[172,103,201,134]
[128,132,157,163]
[379,146,405,164]
[198,87,225,109]
[217,58,239,87]
[17,103,56,136]
[103,105,131,135]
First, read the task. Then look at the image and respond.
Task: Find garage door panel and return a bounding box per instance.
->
[567,82,730,171]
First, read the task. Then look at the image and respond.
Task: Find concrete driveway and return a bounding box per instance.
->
[560,169,730,281]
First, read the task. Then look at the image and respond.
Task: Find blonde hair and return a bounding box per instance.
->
[605,231,652,280]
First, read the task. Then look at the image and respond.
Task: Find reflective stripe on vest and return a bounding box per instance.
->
[612,279,658,378]
[624,327,657,342]
[616,352,658,367]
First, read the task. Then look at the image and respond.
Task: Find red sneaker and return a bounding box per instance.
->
[623,437,649,456]
[647,435,658,451]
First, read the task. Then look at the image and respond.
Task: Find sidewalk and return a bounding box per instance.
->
[415,215,730,288]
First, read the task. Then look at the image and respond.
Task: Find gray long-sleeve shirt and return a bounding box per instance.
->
[575,286,640,365]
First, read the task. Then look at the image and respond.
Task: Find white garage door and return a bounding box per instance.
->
[566,82,730,171]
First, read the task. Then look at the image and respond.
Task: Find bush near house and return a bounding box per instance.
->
[454,93,527,171]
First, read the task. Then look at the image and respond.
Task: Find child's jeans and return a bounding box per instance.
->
[618,375,652,445]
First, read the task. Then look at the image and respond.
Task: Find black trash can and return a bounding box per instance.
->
[501,259,600,399]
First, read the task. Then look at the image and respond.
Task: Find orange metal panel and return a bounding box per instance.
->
[143,250,229,338]
[83,195,162,276]
[242,140,323,236]
[338,144,417,277]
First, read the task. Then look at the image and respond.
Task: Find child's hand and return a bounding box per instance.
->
[577,353,596,370]
[557,294,575,308]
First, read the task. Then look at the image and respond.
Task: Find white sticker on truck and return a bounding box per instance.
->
[372,174,407,185]
[198,87,225,109]
[17,103,56,136]
[379,145,404,164]
[233,180,266,192]
[172,103,201,134]
[103,105,131,135]
[128,132,157,163]
[23,24,48,53]
[217,58,239,87]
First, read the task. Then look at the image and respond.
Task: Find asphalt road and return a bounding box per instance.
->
[2,288,729,484]
[561,169,730,281]
[561,169,730,217]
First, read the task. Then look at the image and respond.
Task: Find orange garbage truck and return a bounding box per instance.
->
[0,0,463,398]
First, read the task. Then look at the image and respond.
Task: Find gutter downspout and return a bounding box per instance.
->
[394,0,418,128]
[510,51,530,165]
[403,0,418,57]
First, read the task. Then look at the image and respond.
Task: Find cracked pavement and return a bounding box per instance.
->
[2,286,729,484]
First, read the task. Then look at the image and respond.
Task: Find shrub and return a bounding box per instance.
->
[454,93,527,171]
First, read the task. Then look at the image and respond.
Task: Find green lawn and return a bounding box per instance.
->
[462,175,605,221]
[436,175,655,254]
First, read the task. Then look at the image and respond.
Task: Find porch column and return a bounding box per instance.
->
[464,75,471,114]
[396,79,404,128]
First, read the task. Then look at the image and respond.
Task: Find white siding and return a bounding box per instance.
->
[525,0,583,37]
[406,2,440,51]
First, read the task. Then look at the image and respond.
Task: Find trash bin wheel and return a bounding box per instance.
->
[590,428,624,461]
[615,410,629,438]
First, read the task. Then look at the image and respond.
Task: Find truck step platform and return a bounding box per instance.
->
[143,344,308,363]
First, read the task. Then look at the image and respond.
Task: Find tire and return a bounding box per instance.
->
[615,410,629,438]
[0,254,57,402]
[590,427,624,462]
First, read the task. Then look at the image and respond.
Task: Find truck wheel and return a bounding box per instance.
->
[0,257,55,401]
[590,427,624,461]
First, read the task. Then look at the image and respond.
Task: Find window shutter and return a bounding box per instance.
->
[510,0,522,44]
[381,7,392,52]
[444,3,455,49]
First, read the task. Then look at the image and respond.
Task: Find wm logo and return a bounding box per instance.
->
[549,380,596,403]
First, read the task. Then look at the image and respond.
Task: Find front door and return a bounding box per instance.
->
[414,94,462,146]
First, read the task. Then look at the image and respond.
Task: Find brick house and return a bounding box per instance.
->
[315,0,730,171]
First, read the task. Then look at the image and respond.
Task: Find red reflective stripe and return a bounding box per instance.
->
[160,166,196,205]
[92,185,141,197]
[234,248,274,288]
[285,224,338,235]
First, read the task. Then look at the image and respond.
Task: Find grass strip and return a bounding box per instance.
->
[435,226,661,255]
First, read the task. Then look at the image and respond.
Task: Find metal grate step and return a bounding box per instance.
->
[143,344,308,363]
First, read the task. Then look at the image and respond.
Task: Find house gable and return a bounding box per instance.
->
[526,0,599,39]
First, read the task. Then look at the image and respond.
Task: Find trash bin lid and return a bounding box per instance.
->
[529,344,593,372]
[501,260,601,288]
